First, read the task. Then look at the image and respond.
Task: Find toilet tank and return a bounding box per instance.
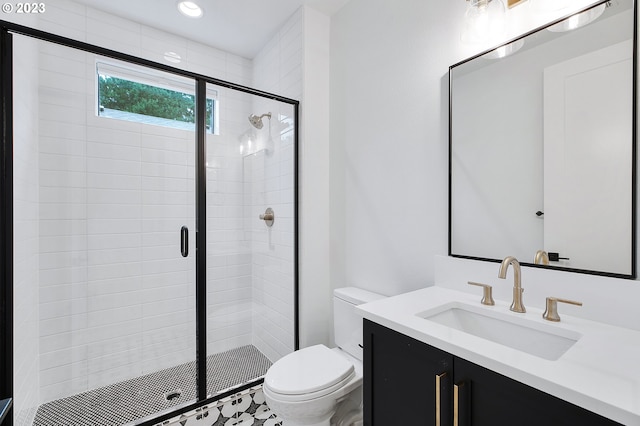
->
[334,287,385,361]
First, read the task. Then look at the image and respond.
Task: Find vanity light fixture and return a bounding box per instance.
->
[506,0,527,8]
[462,0,506,43]
[547,2,606,32]
[483,38,525,59]
[530,0,569,13]
[177,1,203,18]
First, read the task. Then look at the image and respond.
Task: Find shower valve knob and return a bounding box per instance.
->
[259,208,274,227]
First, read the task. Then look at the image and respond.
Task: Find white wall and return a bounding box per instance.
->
[330,0,460,297]
[328,0,623,299]
[299,7,332,348]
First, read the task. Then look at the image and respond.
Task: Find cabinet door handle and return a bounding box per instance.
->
[454,382,464,426]
[435,372,447,426]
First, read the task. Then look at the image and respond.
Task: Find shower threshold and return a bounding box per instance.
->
[32,345,272,426]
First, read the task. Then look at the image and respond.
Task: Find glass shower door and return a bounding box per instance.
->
[203,82,296,408]
[12,34,198,425]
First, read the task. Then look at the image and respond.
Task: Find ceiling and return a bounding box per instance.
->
[73,0,350,59]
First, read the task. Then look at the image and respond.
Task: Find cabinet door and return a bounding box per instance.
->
[453,356,622,426]
[363,320,453,426]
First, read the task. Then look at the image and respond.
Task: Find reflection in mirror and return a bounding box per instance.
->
[449,0,636,278]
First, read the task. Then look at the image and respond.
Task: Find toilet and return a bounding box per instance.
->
[263,287,385,426]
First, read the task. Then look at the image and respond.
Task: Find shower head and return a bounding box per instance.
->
[248,112,271,129]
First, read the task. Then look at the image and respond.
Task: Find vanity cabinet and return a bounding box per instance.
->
[363,319,453,425]
[363,320,621,426]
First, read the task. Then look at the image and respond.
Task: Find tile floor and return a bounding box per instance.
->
[32,345,272,426]
[156,386,282,426]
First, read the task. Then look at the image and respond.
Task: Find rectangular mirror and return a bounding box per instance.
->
[449,0,636,278]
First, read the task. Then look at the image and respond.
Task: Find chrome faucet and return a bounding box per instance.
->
[498,256,526,313]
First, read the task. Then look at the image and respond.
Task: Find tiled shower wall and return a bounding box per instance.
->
[205,87,255,354]
[244,118,296,363]
[27,1,255,404]
[36,40,199,403]
[250,9,303,361]
[13,29,41,426]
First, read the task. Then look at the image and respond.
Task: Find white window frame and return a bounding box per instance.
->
[96,60,219,134]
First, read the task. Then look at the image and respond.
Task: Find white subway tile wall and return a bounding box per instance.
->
[250,9,302,362]
[13,32,41,426]
[7,0,301,417]
[205,84,253,356]
[36,35,199,402]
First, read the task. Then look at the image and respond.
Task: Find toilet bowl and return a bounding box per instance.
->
[263,287,385,426]
[263,345,362,426]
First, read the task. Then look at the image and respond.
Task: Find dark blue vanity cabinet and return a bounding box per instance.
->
[363,320,622,426]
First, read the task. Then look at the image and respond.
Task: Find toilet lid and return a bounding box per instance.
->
[264,345,355,396]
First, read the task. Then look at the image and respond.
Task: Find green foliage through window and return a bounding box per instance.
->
[98,75,215,133]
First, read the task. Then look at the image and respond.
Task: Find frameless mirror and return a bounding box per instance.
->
[449,0,636,278]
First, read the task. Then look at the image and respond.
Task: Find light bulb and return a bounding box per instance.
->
[547,3,606,32]
[461,0,507,43]
[177,1,203,18]
[483,38,525,59]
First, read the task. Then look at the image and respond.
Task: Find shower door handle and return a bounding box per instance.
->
[180,226,189,257]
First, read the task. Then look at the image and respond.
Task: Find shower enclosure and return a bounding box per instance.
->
[1,20,298,426]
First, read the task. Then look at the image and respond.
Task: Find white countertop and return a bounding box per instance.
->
[357,286,640,425]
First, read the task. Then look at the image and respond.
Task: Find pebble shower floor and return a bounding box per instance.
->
[31,345,277,426]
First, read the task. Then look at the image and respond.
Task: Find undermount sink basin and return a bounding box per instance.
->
[418,303,581,361]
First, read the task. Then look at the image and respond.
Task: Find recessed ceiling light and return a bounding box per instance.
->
[177,1,203,18]
[164,51,182,64]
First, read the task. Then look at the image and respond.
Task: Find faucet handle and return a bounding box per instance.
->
[467,281,495,306]
[543,297,582,322]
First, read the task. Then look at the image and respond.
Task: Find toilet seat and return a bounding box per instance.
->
[264,345,356,402]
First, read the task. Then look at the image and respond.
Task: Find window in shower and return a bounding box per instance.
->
[96,61,219,134]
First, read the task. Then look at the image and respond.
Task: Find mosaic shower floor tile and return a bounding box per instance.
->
[32,345,271,426]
